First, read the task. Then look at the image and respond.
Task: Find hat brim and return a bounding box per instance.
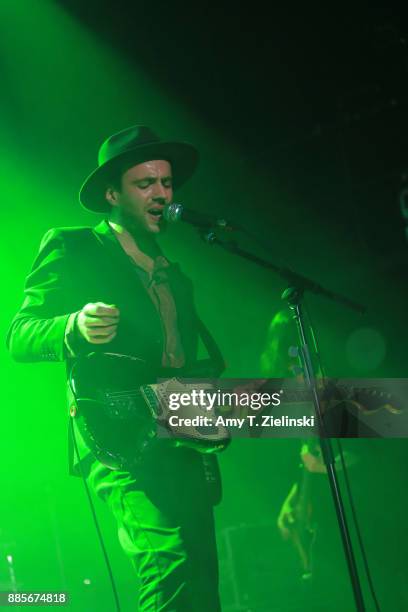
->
[79,141,199,212]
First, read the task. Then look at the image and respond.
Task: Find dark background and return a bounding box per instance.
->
[60,1,408,276]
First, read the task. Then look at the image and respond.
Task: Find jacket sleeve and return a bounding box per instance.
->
[6,228,74,362]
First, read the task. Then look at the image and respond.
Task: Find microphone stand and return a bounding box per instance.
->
[200,229,367,612]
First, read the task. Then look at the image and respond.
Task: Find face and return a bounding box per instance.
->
[106,159,173,236]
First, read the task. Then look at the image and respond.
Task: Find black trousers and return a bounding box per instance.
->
[88,448,221,611]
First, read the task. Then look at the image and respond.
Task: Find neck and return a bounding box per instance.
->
[108,212,158,257]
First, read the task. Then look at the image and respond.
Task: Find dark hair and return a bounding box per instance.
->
[105,161,136,193]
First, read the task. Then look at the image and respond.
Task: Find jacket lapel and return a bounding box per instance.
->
[93,218,181,287]
[92,218,138,273]
[91,218,164,348]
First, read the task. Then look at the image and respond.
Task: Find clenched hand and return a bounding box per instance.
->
[76,302,120,344]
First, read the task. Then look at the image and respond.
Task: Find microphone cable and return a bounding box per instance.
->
[69,416,122,612]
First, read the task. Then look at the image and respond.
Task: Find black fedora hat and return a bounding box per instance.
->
[79,125,199,212]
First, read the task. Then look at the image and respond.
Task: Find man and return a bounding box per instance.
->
[7,125,224,611]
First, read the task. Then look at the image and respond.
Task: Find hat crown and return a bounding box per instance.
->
[98,125,160,166]
[80,124,198,212]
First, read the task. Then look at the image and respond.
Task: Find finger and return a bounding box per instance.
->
[94,308,120,318]
[86,332,117,344]
[82,302,101,316]
[84,316,119,327]
[94,303,120,317]
[83,303,120,317]
[87,324,117,336]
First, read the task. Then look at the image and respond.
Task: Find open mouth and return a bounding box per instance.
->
[147,207,164,221]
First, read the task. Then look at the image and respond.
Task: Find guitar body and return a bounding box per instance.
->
[69,352,230,470]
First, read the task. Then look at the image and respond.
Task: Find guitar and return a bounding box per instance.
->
[68,352,230,470]
[281,384,405,579]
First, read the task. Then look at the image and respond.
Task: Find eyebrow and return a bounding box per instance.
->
[133,175,172,181]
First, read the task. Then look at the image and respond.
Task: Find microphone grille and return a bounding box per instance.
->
[163,202,183,222]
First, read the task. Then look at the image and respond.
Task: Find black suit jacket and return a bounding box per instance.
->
[7,220,223,503]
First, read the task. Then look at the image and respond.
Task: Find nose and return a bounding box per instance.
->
[151,181,171,203]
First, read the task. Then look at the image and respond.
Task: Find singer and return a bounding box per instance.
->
[7,125,225,611]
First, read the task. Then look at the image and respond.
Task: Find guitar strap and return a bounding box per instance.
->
[195,317,225,506]
[194,316,226,378]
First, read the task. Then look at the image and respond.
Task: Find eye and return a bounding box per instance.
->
[136,180,151,189]
[163,179,173,188]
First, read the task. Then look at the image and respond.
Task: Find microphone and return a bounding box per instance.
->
[163,202,236,230]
